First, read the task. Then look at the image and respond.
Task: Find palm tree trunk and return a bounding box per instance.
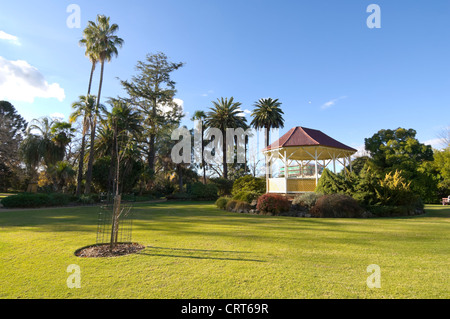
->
[75,62,96,196]
[85,61,104,194]
[75,124,87,195]
[202,130,206,184]
[265,126,271,178]
[222,128,227,179]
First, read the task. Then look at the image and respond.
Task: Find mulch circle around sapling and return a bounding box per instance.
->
[75,243,145,258]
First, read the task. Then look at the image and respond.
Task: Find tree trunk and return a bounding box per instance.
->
[265,126,270,179]
[202,128,206,184]
[85,61,104,194]
[222,128,227,179]
[75,62,96,196]
[110,194,121,251]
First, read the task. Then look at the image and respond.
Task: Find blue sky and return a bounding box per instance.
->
[1,0,449,153]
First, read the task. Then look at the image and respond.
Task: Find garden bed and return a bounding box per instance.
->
[75,243,145,258]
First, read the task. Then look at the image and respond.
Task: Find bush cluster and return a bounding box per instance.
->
[1,193,72,208]
[225,199,251,213]
[292,192,322,210]
[209,178,234,196]
[310,194,363,218]
[232,190,260,203]
[215,197,230,210]
[256,194,290,215]
[189,182,219,201]
[231,176,265,204]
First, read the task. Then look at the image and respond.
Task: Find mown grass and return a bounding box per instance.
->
[0,202,448,299]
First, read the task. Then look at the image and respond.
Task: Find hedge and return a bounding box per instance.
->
[1,193,72,208]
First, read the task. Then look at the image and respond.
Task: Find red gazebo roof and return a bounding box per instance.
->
[263,127,357,152]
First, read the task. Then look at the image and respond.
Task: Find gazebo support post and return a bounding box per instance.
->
[265,153,269,193]
[284,150,288,195]
[314,148,319,187]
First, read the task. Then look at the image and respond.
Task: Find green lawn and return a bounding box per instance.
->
[0,201,448,299]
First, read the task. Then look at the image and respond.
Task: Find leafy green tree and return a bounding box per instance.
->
[82,14,124,194]
[120,52,184,179]
[205,97,247,179]
[0,101,27,190]
[432,147,450,197]
[364,128,436,202]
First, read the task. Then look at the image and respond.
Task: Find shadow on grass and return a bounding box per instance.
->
[138,246,266,263]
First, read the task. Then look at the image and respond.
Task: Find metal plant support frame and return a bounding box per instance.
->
[96,194,134,250]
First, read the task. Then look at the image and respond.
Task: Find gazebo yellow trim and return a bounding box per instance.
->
[262,127,357,194]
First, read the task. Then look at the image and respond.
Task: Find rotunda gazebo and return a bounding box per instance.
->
[262,126,357,194]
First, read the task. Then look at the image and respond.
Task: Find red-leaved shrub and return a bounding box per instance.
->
[256,194,290,215]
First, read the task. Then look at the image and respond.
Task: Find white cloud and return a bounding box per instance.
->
[0,31,20,45]
[158,98,184,116]
[200,90,215,97]
[321,96,347,109]
[50,112,65,121]
[0,56,65,103]
[423,138,445,149]
[237,108,252,117]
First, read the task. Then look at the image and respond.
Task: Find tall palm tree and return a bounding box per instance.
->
[79,35,98,98]
[82,15,124,194]
[69,95,96,195]
[250,98,284,178]
[191,110,207,184]
[205,97,247,179]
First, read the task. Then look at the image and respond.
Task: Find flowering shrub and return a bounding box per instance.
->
[256,194,290,215]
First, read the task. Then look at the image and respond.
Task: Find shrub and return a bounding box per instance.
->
[375,170,418,207]
[2,193,72,208]
[310,194,363,218]
[166,192,192,200]
[315,169,349,195]
[189,183,218,201]
[256,194,290,215]
[224,199,251,213]
[234,200,251,213]
[225,199,239,212]
[215,197,230,210]
[292,192,323,210]
[232,190,260,204]
[2,193,49,208]
[232,175,265,196]
[209,178,234,196]
[48,193,71,206]
[78,194,97,205]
